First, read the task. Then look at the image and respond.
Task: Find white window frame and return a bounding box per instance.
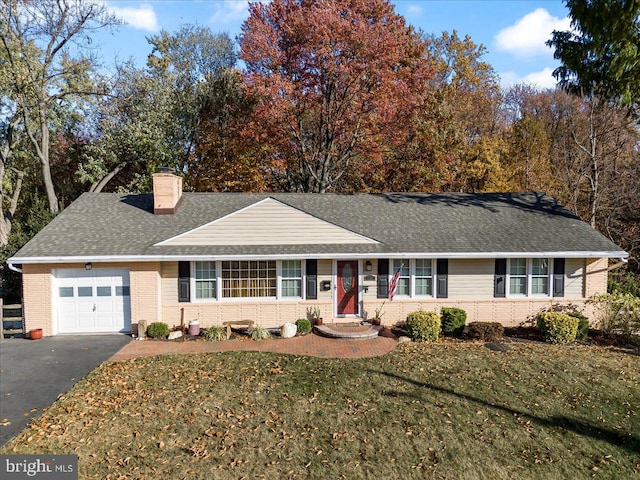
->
[508,258,527,297]
[506,258,552,298]
[530,258,551,296]
[221,260,277,300]
[390,259,436,299]
[192,261,217,301]
[190,260,306,302]
[414,259,435,297]
[392,260,411,298]
[279,260,304,299]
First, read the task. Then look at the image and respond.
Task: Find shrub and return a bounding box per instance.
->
[406,309,440,342]
[608,268,640,297]
[465,322,504,342]
[566,311,589,340]
[441,307,467,337]
[146,322,169,339]
[204,326,228,341]
[590,292,640,335]
[536,312,579,344]
[249,325,272,340]
[295,318,312,334]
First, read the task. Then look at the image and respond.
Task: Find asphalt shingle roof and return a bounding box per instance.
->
[11,191,627,261]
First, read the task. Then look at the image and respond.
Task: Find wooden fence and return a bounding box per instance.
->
[0,300,23,340]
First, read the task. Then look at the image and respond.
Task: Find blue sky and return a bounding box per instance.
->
[97,0,571,89]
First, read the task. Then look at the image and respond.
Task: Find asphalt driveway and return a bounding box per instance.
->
[0,334,131,447]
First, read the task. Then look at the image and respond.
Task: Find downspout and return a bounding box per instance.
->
[7,262,22,273]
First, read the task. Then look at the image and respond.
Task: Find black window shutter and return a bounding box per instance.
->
[494,259,506,298]
[553,258,565,297]
[377,259,389,298]
[178,261,191,302]
[436,259,448,298]
[306,259,318,300]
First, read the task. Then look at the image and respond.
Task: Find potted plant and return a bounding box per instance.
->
[312,305,323,326]
[372,302,385,326]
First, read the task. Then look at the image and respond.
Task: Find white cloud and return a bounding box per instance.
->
[494,8,571,59]
[500,67,558,90]
[208,0,251,26]
[107,3,158,32]
[406,5,423,15]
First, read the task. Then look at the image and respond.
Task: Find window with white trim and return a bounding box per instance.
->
[222,260,276,298]
[509,258,527,295]
[507,258,551,297]
[281,260,302,298]
[391,259,436,298]
[530,258,550,295]
[393,260,410,296]
[195,261,216,299]
[414,259,433,296]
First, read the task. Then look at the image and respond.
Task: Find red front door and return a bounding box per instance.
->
[337,260,358,315]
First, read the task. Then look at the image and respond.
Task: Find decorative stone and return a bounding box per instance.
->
[484,342,510,352]
[280,322,297,339]
[168,330,183,340]
[397,336,412,343]
[137,319,147,339]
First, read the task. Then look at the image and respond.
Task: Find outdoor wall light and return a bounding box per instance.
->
[85,262,92,270]
[365,260,372,272]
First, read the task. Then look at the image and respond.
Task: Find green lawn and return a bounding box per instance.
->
[2,341,639,479]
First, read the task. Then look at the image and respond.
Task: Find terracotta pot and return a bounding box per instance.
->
[315,317,323,326]
[29,328,43,340]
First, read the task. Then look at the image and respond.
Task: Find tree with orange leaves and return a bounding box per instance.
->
[239,0,436,193]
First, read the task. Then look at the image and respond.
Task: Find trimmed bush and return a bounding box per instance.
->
[441,307,467,337]
[146,322,170,339]
[567,311,589,340]
[249,325,272,340]
[465,322,504,342]
[536,312,579,344]
[204,326,228,341]
[406,309,440,342]
[295,318,312,334]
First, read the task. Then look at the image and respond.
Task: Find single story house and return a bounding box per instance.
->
[8,173,628,336]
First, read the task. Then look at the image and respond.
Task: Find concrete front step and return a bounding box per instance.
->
[314,325,383,340]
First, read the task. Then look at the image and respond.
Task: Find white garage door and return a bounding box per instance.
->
[55,268,131,334]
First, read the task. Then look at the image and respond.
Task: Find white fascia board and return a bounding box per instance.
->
[8,250,629,265]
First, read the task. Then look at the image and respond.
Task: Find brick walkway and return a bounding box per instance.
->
[109,331,398,362]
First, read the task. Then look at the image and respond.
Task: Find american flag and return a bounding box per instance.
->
[388,264,403,301]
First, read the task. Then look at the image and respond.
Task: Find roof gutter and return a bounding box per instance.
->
[7,251,630,265]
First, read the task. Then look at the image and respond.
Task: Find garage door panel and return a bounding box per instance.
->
[96,303,115,314]
[55,268,131,334]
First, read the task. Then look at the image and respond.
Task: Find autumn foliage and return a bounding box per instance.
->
[239,0,437,193]
[2,0,638,282]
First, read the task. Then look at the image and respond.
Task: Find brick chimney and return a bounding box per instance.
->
[152,169,183,215]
